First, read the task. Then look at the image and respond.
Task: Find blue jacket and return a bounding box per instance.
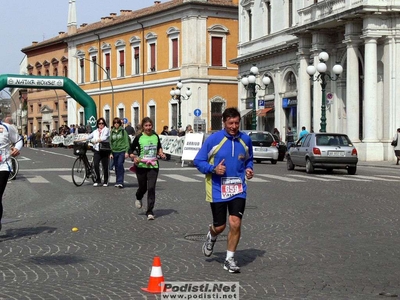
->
[194,129,253,203]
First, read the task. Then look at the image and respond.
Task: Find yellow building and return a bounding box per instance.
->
[21,0,239,135]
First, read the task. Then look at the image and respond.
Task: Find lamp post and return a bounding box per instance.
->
[241,65,271,130]
[306,51,343,133]
[74,55,115,119]
[170,80,192,129]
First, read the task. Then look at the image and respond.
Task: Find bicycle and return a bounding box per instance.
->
[71,141,103,186]
[8,156,19,181]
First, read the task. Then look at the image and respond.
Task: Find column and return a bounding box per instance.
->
[297,36,312,131]
[344,38,360,142]
[363,37,378,142]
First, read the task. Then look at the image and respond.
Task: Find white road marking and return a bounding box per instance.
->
[316,175,370,181]
[162,174,201,182]
[288,174,339,181]
[258,174,305,182]
[346,175,399,182]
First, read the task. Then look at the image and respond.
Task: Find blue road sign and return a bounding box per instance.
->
[194,109,202,117]
[123,118,128,124]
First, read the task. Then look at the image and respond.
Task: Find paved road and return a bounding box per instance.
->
[1,147,400,299]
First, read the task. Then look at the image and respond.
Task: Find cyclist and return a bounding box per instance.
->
[0,118,23,232]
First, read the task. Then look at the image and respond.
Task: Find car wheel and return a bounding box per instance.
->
[305,158,314,174]
[271,159,277,165]
[347,166,357,175]
[326,168,333,173]
[287,157,294,170]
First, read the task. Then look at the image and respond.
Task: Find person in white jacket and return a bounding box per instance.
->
[393,128,400,165]
[86,117,111,186]
[0,119,23,231]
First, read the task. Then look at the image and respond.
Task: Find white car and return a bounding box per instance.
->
[242,130,279,164]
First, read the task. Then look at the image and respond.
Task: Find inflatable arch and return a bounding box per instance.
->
[0,74,97,130]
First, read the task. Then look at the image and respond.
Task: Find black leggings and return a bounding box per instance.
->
[0,170,10,223]
[135,167,159,216]
[93,150,110,184]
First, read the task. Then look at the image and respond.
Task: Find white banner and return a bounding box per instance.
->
[159,135,185,156]
[52,134,88,146]
[181,133,204,161]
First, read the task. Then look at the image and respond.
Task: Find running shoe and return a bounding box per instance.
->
[103,183,108,187]
[202,230,216,257]
[223,257,240,273]
[135,200,142,209]
[93,183,100,187]
[147,214,155,220]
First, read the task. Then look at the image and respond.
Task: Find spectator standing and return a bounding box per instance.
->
[129,117,166,220]
[194,107,254,273]
[169,126,178,136]
[85,118,111,187]
[392,128,400,165]
[273,128,281,140]
[160,126,171,161]
[0,120,23,231]
[299,126,309,139]
[110,117,130,188]
[286,127,294,150]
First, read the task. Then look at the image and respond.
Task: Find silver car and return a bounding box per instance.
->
[242,130,279,164]
[286,133,358,174]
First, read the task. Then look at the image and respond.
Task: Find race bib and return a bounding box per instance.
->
[221,177,243,199]
[143,144,157,160]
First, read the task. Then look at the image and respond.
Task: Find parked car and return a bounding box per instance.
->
[286,132,358,174]
[242,130,279,164]
[273,134,287,161]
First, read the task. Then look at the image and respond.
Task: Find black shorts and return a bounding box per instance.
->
[210,198,246,227]
[395,150,400,157]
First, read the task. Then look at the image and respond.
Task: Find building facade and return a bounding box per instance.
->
[21,0,239,135]
[233,0,400,161]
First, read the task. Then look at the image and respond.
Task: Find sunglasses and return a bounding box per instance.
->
[113,122,121,124]
[98,122,105,125]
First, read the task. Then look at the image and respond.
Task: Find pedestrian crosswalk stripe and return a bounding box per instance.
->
[288,174,338,181]
[194,174,269,182]
[125,174,166,182]
[26,176,49,183]
[258,174,305,182]
[316,175,370,181]
[346,175,399,182]
[59,175,73,182]
[162,174,201,182]
[376,175,400,179]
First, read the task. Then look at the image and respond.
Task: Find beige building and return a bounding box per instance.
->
[234,0,400,161]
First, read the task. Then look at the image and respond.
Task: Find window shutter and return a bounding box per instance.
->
[105,53,110,69]
[150,44,156,70]
[119,50,124,66]
[211,37,223,67]
[134,47,139,59]
[172,38,178,68]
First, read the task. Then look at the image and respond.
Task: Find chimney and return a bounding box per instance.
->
[32,41,38,45]
[120,9,132,16]
[110,13,117,19]
[58,32,65,38]
[80,23,88,28]
[67,0,77,35]
[154,1,161,4]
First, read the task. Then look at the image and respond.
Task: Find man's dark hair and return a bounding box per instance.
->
[222,107,241,122]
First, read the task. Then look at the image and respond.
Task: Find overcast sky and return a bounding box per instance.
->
[0,0,158,75]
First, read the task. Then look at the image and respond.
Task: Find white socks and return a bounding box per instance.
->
[226,250,234,260]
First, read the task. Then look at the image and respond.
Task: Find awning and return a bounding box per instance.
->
[240,109,252,117]
[256,107,273,117]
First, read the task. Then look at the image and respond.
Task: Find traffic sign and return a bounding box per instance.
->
[194,109,202,117]
[122,118,128,124]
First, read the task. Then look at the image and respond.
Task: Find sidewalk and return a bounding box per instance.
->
[358,160,400,169]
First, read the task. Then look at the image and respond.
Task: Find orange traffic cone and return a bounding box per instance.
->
[141,256,166,294]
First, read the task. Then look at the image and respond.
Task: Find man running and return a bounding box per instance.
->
[194,107,254,273]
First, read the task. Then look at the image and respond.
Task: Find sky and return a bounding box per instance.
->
[0,0,159,75]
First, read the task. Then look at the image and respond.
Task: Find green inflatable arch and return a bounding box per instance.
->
[0,74,97,130]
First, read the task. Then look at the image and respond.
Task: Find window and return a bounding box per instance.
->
[118,107,124,119]
[53,68,58,76]
[105,53,111,79]
[91,56,98,81]
[79,59,85,83]
[133,107,139,127]
[150,43,156,71]
[30,105,33,113]
[171,103,178,129]
[79,111,84,125]
[171,38,178,69]
[167,27,180,69]
[266,1,271,35]
[146,32,157,72]
[211,37,223,67]
[38,103,42,112]
[45,69,49,76]
[55,102,59,111]
[208,25,228,67]
[119,50,125,77]
[247,10,252,41]
[149,106,155,126]
[105,109,110,126]
[211,101,223,130]
[134,46,140,75]
[64,101,68,111]
[63,66,68,77]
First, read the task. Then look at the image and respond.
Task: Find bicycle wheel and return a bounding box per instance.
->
[89,160,97,183]
[72,157,87,186]
[8,156,19,181]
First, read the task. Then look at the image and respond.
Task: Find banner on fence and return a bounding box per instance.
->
[159,135,185,156]
[181,133,204,161]
[52,134,88,146]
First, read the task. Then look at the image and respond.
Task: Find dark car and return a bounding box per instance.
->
[286,132,358,174]
[272,134,287,161]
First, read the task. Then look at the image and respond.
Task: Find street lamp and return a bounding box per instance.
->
[241,65,271,130]
[170,80,192,129]
[306,51,343,133]
[74,55,115,120]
